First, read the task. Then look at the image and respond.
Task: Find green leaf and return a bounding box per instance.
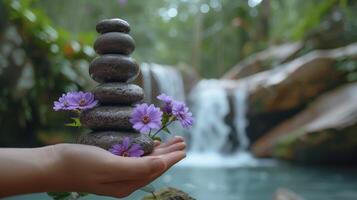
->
[77,193,89,197]
[152,136,162,142]
[47,192,71,200]
[161,113,170,126]
[65,117,81,127]
[47,192,88,200]
[162,127,172,134]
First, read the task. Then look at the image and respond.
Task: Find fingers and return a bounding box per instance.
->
[157,136,184,149]
[157,150,186,170]
[153,140,161,147]
[106,150,185,182]
[102,150,186,198]
[150,142,186,156]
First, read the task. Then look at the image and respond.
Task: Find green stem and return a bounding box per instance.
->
[152,192,158,200]
[151,120,174,138]
[148,129,152,137]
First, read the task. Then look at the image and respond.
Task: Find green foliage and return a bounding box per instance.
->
[0,0,95,146]
[47,192,88,200]
[65,117,82,127]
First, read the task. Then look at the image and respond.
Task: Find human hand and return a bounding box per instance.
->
[46,136,186,198]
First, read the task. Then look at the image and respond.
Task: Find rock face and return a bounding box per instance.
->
[222,42,303,79]
[251,83,357,164]
[244,43,357,143]
[78,18,154,155]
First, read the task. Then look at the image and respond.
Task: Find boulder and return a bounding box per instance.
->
[244,43,357,142]
[222,42,303,79]
[252,83,357,164]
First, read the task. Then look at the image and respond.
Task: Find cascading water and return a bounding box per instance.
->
[189,79,231,152]
[140,63,152,103]
[233,82,250,150]
[140,63,186,140]
[179,79,258,167]
[149,63,185,101]
[140,64,261,167]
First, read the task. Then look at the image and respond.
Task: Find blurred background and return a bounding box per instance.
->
[1,0,357,199]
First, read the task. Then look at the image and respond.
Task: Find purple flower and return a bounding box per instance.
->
[172,101,193,128]
[66,91,98,110]
[130,103,163,133]
[53,91,98,111]
[53,92,77,111]
[109,137,144,157]
[157,93,174,114]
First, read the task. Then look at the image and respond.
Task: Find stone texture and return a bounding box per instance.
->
[222,42,303,79]
[96,18,130,34]
[93,83,144,105]
[77,131,154,155]
[243,43,357,143]
[89,54,139,83]
[252,83,357,164]
[94,32,135,55]
[77,18,154,155]
[80,106,133,131]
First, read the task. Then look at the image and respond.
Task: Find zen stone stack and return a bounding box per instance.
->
[78,18,154,154]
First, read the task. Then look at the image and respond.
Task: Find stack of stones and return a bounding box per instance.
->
[78,18,154,154]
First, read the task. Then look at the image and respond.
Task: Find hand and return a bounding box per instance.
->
[0,136,186,198]
[48,136,186,197]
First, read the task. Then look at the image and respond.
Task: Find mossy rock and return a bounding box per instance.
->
[142,187,195,200]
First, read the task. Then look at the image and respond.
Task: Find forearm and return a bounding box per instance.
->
[0,146,58,197]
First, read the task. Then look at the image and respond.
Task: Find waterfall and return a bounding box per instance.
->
[140,63,152,103]
[139,64,262,167]
[140,63,186,140]
[179,79,259,167]
[233,83,250,150]
[189,79,231,152]
[149,63,185,101]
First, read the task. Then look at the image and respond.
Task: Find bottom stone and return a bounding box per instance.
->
[77,131,154,155]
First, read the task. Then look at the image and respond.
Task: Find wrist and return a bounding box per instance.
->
[38,144,69,192]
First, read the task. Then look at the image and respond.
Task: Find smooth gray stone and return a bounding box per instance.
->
[77,131,154,155]
[94,32,135,55]
[93,83,144,105]
[80,106,133,131]
[96,18,130,34]
[89,54,139,83]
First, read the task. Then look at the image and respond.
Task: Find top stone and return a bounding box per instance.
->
[96,18,130,34]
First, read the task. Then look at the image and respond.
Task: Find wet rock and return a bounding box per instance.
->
[93,83,144,105]
[142,187,196,200]
[89,54,139,83]
[94,32,135,55]
[77,131,154,155]
[244,43,357,143]
[222,42,303,79]
[80,106,133,131]
[252,83,357,164]
[96,18,130,34]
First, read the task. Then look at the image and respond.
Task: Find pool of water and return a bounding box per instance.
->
[5,160,357,200]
